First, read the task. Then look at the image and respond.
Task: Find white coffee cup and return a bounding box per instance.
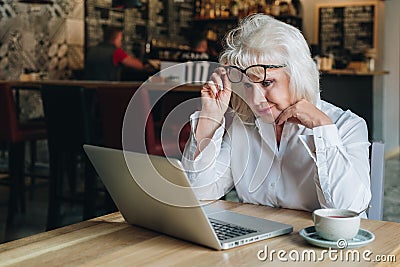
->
[312,209,360,241]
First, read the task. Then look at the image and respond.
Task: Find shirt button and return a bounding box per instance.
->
[270,182,275,187]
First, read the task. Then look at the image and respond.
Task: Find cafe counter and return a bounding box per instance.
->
[0,80,201,92]
[2,71,388,140]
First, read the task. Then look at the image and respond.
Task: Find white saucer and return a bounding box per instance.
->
[299,226,375,249]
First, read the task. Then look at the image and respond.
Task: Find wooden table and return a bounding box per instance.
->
[0,201,399,266]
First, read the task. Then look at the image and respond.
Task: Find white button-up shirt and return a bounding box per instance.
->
[182,100,371,213]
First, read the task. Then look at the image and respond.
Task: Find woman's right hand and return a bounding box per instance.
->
[200,67,232,123]
[194,67,232,158]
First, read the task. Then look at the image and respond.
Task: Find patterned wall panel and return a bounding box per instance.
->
[0,0,84,80]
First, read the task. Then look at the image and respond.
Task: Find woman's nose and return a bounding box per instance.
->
[248,84,267,106]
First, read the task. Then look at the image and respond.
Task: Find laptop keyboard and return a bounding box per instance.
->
[210,219,257,241]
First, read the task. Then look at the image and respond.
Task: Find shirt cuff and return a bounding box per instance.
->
[313,124,342,151]
[187,111,226,164]
[189,111,226,143]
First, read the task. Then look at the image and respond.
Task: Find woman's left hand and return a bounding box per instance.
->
[275,99,332,129]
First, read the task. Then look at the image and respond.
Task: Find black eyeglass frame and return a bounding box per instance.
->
[226,64,287,83]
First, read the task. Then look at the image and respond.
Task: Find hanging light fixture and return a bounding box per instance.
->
[18,0,54,4]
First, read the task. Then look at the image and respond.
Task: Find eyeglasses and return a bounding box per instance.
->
[226,64,287,83]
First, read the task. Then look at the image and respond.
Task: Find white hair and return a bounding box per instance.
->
[219,14,319,122]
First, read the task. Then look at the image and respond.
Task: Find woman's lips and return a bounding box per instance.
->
[255,105,274,116]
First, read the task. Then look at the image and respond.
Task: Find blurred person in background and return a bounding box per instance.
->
[86,26,147,81]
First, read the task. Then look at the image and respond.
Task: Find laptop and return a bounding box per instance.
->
[83,145,293,250]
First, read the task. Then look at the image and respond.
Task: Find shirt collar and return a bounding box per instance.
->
[254,118,278,153]
[254,118,313,150]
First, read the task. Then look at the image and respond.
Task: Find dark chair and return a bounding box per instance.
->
[96,86,138,150]
[41,85,100,230]
[96,86,182,157]
[0,83,47,224]
[157,91,200,152]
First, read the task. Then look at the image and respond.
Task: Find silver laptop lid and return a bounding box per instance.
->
[83,144,222,249]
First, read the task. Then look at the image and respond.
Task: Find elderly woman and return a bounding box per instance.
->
[182,14,371,214]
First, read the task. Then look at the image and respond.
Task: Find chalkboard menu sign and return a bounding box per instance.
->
[85,0,194,61]
[316,2,376,59]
